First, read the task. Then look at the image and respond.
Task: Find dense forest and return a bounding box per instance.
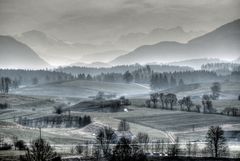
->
[201,63,240,75]
[0,69,74,86]
[74,69,223,91]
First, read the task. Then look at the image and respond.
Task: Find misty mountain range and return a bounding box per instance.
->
[0,19,239,69]
[14,26,203,66]
[0,35,49,69]
[112,19,240,65]
[15,30,118,66]
[117,26,204,50]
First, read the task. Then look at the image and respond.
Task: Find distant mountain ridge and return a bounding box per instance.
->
[15,27,204,66]
[15,30,118,66]
[117,26,204,50]
[0,35,50,69]
[112,19,240,65]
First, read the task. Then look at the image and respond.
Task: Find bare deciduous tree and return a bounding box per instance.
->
[150,93,158,108]
[136,132,149,151]
[166,93,177,110]
[96,126,114,159]
[205,126,228,158]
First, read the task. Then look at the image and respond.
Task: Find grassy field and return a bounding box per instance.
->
[11,80,150,98]
[164,82,240,100]
[120,112,240,131]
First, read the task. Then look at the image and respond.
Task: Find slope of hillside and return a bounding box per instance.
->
[0,35,49,69]
[12,80,150,98]
[112,19,240,65]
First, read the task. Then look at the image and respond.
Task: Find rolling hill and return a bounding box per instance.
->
[12,80,150,98]
[0,35,50,69]
[112,19,240,65]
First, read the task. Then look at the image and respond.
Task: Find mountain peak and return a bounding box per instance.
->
[21,30,47,38]
[0,35,50,69]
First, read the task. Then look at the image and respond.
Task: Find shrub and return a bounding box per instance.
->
[0,103,9,109]
[75,144,83,154]
[53,104,64,114]
[0,143,12,150]
[15,140,26,150]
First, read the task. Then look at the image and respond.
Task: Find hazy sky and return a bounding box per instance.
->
[0,0,240,44]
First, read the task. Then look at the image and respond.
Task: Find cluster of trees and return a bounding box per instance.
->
[146,92,182,110]
[83,67,220,86]
[95,126,147,161]
[94,120,182,160]
[178,96,195,112]
[201,63,240,75]
[146,92,218,114]
[150,71,220,90]
[92,125,230,161]
[76,73,94,80]
[165,71,219,84]
[150,73,182,90]
[0,77,12,93]
[201,95,216,113]
[110,137,147,161]
[151,72,222,91]
[17,115,92,128]
[0,69,74,86]
[57,64,193,76]
[222,107,240,116]
[131,65,152,83]
[89,66,151,83]
[0,103,9,109]
[146,93,177,110]
[57,65,240,88]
